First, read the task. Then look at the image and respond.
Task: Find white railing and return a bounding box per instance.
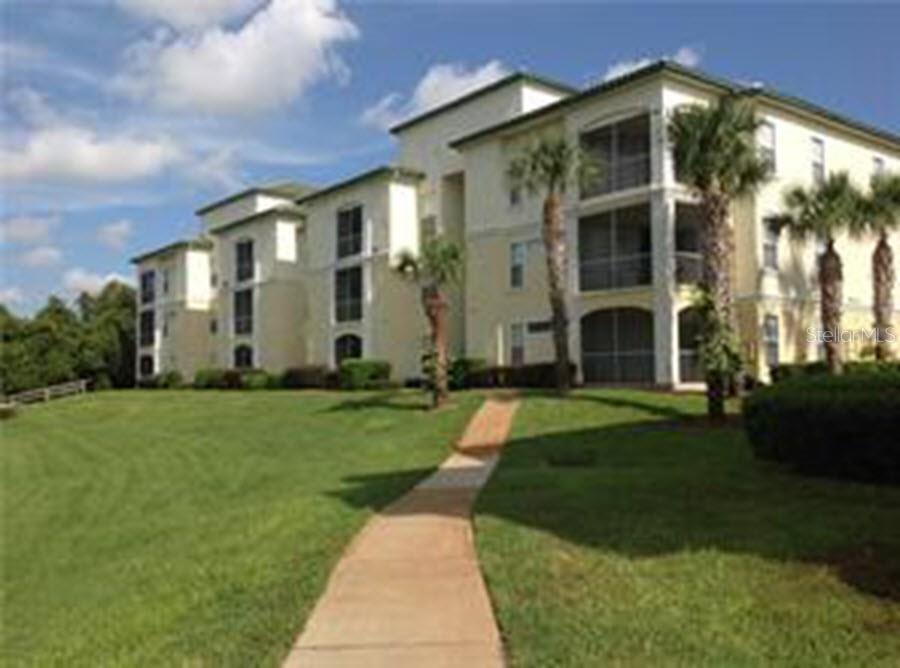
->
[5,379,89,405]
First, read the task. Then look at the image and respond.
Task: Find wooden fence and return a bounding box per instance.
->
[4,379,89,405]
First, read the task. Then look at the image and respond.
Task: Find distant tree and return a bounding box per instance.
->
[852,172,900,360]
[394,238,464,408]
[779,172,867,374]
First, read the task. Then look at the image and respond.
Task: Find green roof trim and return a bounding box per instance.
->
[449,60,900,150]
[195,181,317,216]
[388,71,577,134]
[130,238,213,265]
[294,166,425,205]
[208,205,305,235]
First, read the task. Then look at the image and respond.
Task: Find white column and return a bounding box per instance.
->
[652,192,678,386]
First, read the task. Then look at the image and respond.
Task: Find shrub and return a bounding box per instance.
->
[243,370,274,390]
[157,370,184,389]
[136,376,160,389]
[222,369,244,390]
[281,366,328,389]
[193,368,226,389]
[449,358,486,390]
[770,360,900,383]
[744,373,900,484]
[339,359,391,390]
[467,363,577,389]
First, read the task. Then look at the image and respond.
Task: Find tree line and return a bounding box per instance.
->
[0,281,136,395]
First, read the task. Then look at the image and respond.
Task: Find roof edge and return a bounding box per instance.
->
[195,183,316,216]
[130,238,213,265]
[294,166,425,205]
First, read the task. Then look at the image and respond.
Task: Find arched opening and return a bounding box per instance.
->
[580,308,654,383]
[334,334,362,367]
[234,344,253,369]
[678,307,704,383]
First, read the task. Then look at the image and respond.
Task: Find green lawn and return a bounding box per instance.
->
[1,390,481,666]
[475,390,900,667]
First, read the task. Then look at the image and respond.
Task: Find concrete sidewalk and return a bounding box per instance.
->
[283,397,519,668]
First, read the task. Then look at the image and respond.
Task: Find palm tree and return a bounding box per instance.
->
[394,237,464,408]
[507,137,593,392]
[779,172,866,374]
[854,172,900,360]
[668,95,771,419]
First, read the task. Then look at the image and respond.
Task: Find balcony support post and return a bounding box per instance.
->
[651,193,678,386]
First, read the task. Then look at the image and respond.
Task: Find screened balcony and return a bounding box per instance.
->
[675,203,703,284]
[580,113,651,199]
[581,307,655,383]
[578,203,651,292]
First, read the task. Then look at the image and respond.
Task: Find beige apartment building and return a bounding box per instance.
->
[132,61,900,387]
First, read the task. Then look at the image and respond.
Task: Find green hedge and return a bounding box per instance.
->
[771,360,900,383]
[744,374,900,484]
[339,359,392,390]
[449,358,486,390]
[281,366,330,389]
[467,363,577,389]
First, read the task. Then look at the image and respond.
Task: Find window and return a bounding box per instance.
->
[580,308,655,383]
[581,114,651,198]
[334,333,363,366]
[678,308,703,383]
[421,216,437,243]
[763,315,780,369]
[139,310,154,347]
[236,239,254,282]
[758,121,776,172]
[762,217,780,270]
[210,317,218,335]
[510,241,526,288]
[139,354,154,378]
[211,273,218,287]
[234,288,253,335]
[162,268,170,295]
[509,186,521,207]
[527,320,552,334]
[335,266,363,322]
[675,203,703,284]
[578,203,652,291]
[162,313,169,338]
[140,271,155,304]
[811,137,825,185]
[510,323,525,366]
[337,206,363,259]
[873,156,885,177]
[234,345,253,369]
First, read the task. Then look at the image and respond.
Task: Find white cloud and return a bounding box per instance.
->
[20,245,63,268]
[603,46,702,82]
[0,215,61,244]
[117,0,264,30]
[63,268,134,296]
[1,39,108,90]
[0,286,26,305]
[116,0,359,115]
[361,60,510,131]
[96,219,135,250]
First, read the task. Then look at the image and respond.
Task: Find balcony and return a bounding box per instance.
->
[580,113,651,199]
[580,253,652,291]
[675,251,702,284]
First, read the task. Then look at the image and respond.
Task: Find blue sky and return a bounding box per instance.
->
[2,1,898,314]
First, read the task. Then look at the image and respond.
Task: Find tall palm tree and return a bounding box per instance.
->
[668,95,771,419]
[507,137,592,392]
[779,172,866,374]
[854,172,900,360]
[394,237,464,408]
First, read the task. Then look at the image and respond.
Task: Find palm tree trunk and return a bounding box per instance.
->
[873,231,894,361]
[422,286,449,408]
[700,192,734,420]
[820,239,844,374]
[542,191,571,392]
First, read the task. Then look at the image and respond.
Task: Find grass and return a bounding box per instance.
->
[1,389,482,666]
[474,389,900,667]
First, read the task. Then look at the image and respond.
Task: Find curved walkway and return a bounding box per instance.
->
[283,397,520,668]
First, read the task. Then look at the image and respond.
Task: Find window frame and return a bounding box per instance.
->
[510,322,526,367]
[810,136,825,185]
[235,239,255,283]
[233,288,253,335]
[336,205,364,260]
[234,344,253,369]
[509,241,527,289]
[139,354,154,378]
[139,310,154,347]
[873,156,885,177]
[758,121,776,173]
[763,314,780,368]
[334,265,363,323]
[579,112,652,199]
[762,217,780,271]
[334,333,363,367]
[140,270,155,304]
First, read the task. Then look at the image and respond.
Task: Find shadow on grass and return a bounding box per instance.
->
[320,391,430,413]
[328,406,900,603]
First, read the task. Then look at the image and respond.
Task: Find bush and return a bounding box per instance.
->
[281,366,328,389]
[449,358,486,390]
[467,362,577,389]
[339,359,391,390]
[0,403,18,420]
[770,360,900,383]
[136,376,159,389]
[744,373,900,484]
[222,369,244,390]
[243,370,275,390]
[193,368,226,389]
[157,370,184,389]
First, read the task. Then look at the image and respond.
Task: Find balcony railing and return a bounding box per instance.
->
[579,253,652,292]
[582,350,655,384]
[581,153,651,199]
[675,251,702,284]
